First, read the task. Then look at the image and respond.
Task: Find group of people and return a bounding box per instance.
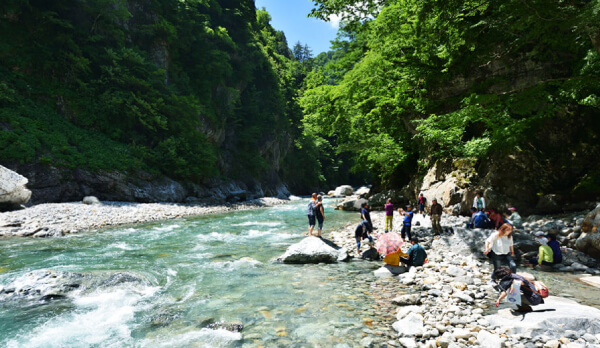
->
[306,193,325,237]
[306,191,556,313]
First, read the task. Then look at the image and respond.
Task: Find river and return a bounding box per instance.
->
[0,198,384,347]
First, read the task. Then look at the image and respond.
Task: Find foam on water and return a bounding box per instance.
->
[232,221,283,227]
[140,328,241,348]
[154,224,181,232]
[6,286,158,348]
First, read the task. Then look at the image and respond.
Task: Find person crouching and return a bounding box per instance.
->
[355,220,374,256]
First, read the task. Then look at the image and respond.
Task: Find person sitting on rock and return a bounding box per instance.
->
[430,198,443,235]
[493,267,544,313]
[488,209,504,229]
[528,232,554,267]
[484,222,516,280]
[504,207,523,229]
[398,205,414,241]
[355,220,374,256]
[399,237,427,268]
[547,234,563,264]
[470,207,491,229]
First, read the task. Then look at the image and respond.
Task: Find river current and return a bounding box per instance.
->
[0,199,382,347]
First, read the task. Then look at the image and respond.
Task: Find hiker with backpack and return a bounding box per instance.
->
[492,267,547,313]
[417,193,427,215]
[307,193,318,237]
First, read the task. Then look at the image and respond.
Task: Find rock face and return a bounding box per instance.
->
[2,163,290,205]
[276,237,348,264]
[0,165,32,209]
[575,204,600,258]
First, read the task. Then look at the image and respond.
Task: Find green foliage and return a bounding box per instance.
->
[0,0,315,187]
[303,0,600,191]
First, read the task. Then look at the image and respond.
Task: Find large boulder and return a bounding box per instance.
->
[575,203,600,258]
[368,190,407,209]
[536,194,563,214]
[484,297,600,338]
[355,186,370,198]
[276,237,348,264]
[0,165,32,209]
[333,185,354,197]
[335,197,368,211]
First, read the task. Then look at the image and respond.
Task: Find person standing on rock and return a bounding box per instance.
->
[418,193,427,215]
[307,193,318,237]
[493,267,544,313]
[361,202,372,227]
[315,195,325,238]
[473,192,486,211]
[398,205,414,241]
[384,199,394,233]
[430,198,443,235]
[355,220,374,256]
[484,222,516,280]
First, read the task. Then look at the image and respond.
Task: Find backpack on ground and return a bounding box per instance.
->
[532,280,549,298]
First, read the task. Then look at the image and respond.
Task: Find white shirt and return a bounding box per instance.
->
[473,196,486,209]
[486,231,513,255]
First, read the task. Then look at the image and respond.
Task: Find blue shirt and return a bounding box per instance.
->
[408,244,427,266]
[548,240,562,262]
[307,200,316,216]
[472,211,489,228]
[403,211,413,225]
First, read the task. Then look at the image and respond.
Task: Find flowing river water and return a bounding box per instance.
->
[0,199,391,347]
[2,199,600,347]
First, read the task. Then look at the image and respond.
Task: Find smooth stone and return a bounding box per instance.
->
[392,312,424,337]
[477,330,502,348]
[392,294,422,306]
[396,305,423,320]
[374,265,407,277]
[485,297,600,338]
[452,292,474,303]
[579,276,600,288]
[398,337,417,348]
[452,328,473,339]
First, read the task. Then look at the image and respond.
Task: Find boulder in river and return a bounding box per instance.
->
[0,270,146,302]
[276,237,348,264]
[0,165,32,210]
[335,197,367,211]
[333,185,354,197]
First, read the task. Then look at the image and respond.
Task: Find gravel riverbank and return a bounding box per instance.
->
[327,210,600,348]
[0,197,288,238]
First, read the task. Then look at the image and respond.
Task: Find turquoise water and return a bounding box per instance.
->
[0,199,382,347]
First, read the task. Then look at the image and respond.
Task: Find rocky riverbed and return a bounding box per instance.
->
[0,197,288,238]
[324,210,600,348]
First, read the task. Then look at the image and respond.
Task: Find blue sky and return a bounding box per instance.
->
[255,0,340,55]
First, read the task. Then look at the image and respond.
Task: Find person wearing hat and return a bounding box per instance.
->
[398,205,414,241]
[504,207,523,229]
[399,237,428,268]
[528,232,554,267]
[430,198,443,235]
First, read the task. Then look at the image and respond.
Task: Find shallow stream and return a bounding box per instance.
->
[0,199,388,347]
